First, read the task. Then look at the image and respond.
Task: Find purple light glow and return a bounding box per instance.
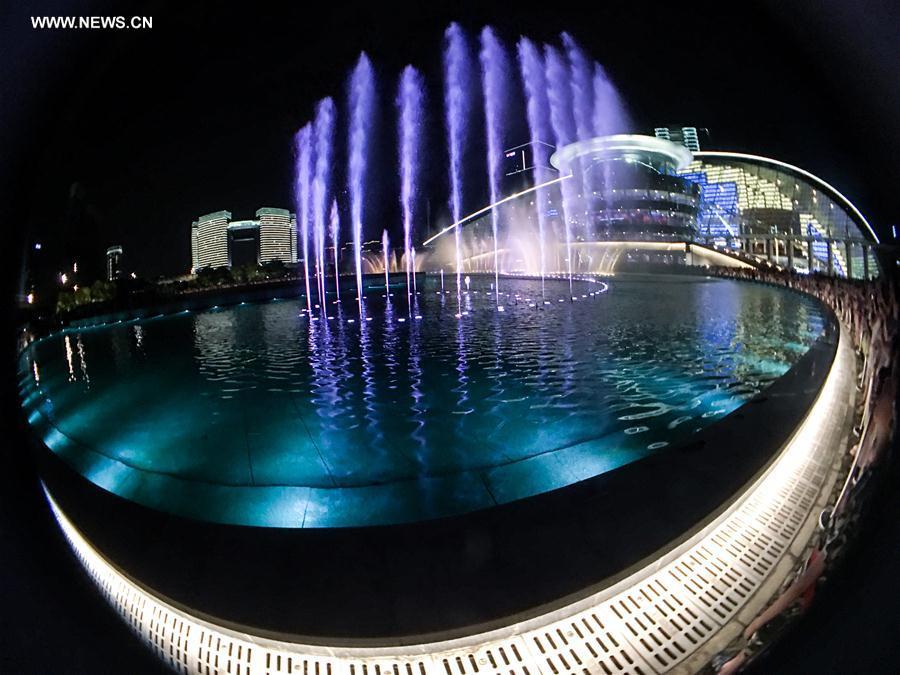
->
[443,22,474,308]
[517,37,552,293]
[313,97,335,309]
[293,124,313,313]
[479,26,510,309]
[397,65,425,314]
[330,199,340,299]
[348,52,375,313]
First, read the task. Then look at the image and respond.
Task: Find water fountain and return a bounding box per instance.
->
[313,97,335,309]
[397,65,424,314]
[382,229,390,291]
[443,23,473,311]
[543,44,578,295]
[348,52,375,312]
[479,27,509,309]
[294,125,314,313]
[517,37,551,295]
[330,199,340,299]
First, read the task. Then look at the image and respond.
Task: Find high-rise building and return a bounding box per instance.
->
[195,210,231,270]
[106,245,124,281]
[257,207,296,264]
[190,221,199,272]
[654,126,709,152]
[190,208,298,274]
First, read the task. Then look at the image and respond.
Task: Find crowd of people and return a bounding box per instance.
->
[707,264,898,673]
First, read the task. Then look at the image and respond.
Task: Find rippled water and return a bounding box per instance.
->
[19,275,827,526]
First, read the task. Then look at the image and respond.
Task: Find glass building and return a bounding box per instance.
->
[680,152,880,278]
[421,135,883,279]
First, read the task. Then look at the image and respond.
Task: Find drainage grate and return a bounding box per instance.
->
[42,326,853,675]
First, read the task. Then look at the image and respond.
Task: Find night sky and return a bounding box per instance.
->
[3,0,899,281]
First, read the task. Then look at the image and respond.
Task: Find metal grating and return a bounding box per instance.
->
[43,325,853,674]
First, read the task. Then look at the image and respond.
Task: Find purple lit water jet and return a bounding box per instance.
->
[561,33,594,141]
[313,97,335,309]
[397,65,425,314]
[592,62,630,136]
[544,44,578,295]
[479,26,510,309]
[517,37,552,295]
[293,124,314,313]
[348,52,375,312]
[443,23,474,308]
[330,199,340,299]
[382,229,390,291]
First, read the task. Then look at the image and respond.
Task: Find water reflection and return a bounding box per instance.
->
[23,276,826,501]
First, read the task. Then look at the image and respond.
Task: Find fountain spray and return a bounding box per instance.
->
[443,23,473,311]
[397,65,425,314]
[313,97,335,309]
[294,124,314,313]
[382,229,390,292]
[479,26,509,309]
[330,199,340,299]
[348,52,375,313]
[517,37,551,297]
[544,44,577,297]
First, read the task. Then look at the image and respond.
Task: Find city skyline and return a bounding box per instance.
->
[7,3,898,282]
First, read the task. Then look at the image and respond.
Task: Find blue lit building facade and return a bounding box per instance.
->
[680,152,880,278]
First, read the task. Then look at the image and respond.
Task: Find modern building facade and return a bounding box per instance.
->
[424,132,881,278]
[194,210,231,271]
[190,208,297,273]
[654,126,709,152]
[257,208,296,265]
[105,245,123,281]
[680,153,880,278]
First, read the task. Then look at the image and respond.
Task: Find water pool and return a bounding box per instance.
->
[20,275,826,527]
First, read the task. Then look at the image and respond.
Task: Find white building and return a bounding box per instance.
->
[257,207,296,265]
[195,210,231,270]
[191,208,298,274]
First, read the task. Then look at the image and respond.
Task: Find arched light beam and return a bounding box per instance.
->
[422,173,573,246]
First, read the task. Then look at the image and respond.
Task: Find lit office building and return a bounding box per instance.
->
[190,221,200,273]
[654,126,708,152]
[191,208,298,273]
[195,210,231,270]
[257,207,297,265]
[105,245,124,281]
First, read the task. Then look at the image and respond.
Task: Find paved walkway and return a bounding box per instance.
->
[41,322,855,674]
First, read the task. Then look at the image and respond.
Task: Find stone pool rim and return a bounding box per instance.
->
[24,279,840,642]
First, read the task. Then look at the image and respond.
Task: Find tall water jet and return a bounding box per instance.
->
[397,65,425,314]
[545,44,578,295]
[562,32,596,239]
[313,97,335,309]
[591,62,629,234]
[479,26,510,309]
[517,37,552,295]
[330,199,340,299]
[561,33,594,141]
[294,124,314,313]
[591,62,630,136]
[348,52,375,312]
[382,229,390,291]
[443,22,474,309]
